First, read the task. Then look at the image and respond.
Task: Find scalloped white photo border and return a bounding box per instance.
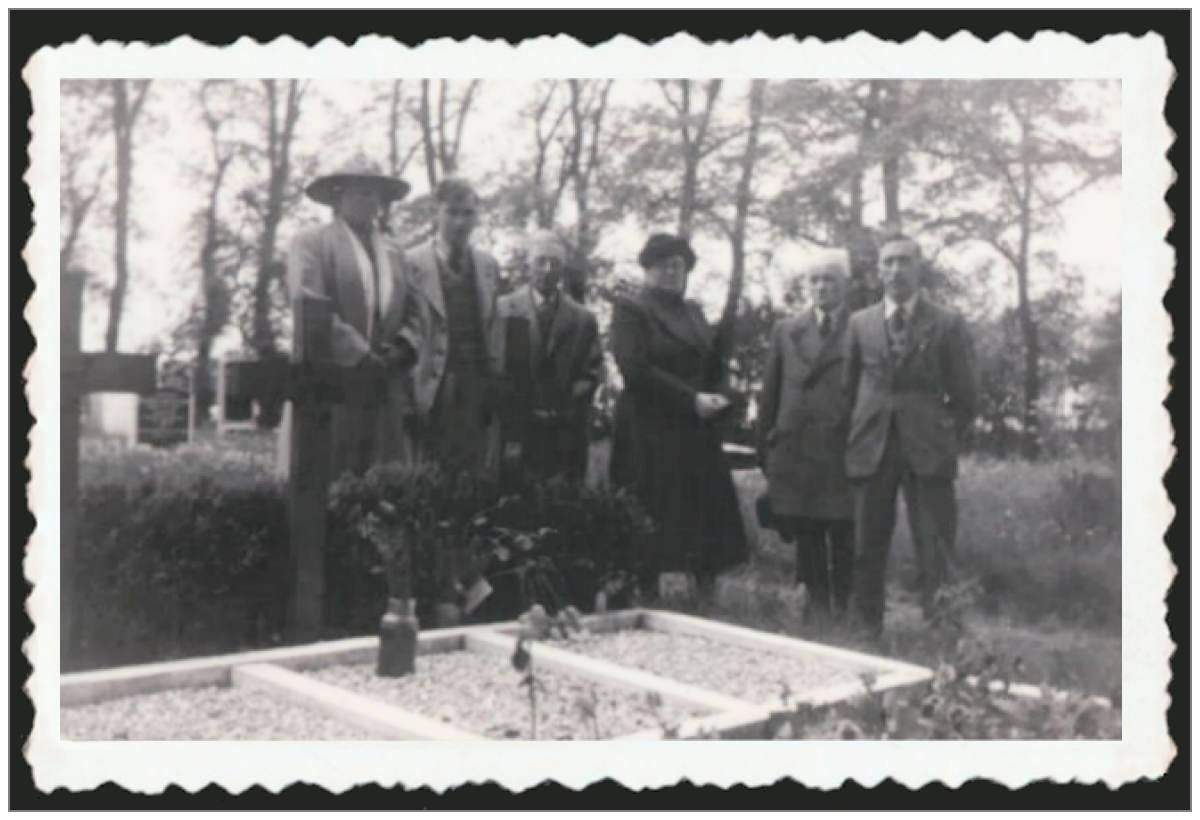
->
[21,30,1175,794]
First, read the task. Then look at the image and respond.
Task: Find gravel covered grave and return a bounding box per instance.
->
[307,651,708,739]
[550,629,876,706]
[62,684,377,740]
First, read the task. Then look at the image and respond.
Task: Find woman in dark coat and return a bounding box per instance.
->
[609,234,749,590]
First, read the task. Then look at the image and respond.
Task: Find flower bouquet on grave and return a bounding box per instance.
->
[363,500,419,677]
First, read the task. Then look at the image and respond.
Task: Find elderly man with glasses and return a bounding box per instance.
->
[758,248,856,623]
[496,228,603,484]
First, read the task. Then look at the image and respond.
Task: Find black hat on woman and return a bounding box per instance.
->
[637,233,697,272]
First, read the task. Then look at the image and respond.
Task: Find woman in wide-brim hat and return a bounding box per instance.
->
[608,232,748,598]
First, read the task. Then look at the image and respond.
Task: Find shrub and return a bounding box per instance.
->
[74,443,288,671]
[767,633,1120,740]
[327,463,655,630]
[72,442,653,670]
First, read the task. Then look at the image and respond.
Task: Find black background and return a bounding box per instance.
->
[9,8,1190,810]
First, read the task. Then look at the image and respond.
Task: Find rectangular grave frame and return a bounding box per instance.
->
[60,609,940,741]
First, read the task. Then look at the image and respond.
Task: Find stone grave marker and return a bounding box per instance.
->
[136,386,191,447]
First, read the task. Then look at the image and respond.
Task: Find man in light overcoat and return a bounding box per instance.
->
[758,249,855,619]
[398,178,505,479]
[496,229,603,483]
[843,233,978,636]
[280,156,416,479]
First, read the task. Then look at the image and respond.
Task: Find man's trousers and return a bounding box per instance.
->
[778,516,854,616]
[851,428,957,634]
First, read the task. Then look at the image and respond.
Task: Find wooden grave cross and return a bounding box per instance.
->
[234,293,393,643]
[60,270,158,667]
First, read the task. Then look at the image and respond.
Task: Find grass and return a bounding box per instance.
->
[718,457,1121,699]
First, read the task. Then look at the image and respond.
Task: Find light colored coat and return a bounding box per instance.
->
[758,307,853,520]
[398,237,504,477]
[843,297,977,480]
[277,219,413,478]
[398,237,504,415]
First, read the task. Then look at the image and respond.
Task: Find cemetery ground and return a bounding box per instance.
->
[66,429,1121,739]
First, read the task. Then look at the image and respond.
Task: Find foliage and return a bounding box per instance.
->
[72,438,653,671]
[327,462,655,629]
[73,440,287,672]
[767,635,1120,740]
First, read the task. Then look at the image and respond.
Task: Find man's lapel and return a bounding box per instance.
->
[898,297,934,368]
[787,311,812,355]
[414,240,446,319]
[330,223,368,334]
[517,285,543,355]
[810,307,847,371]
[544,293,574,360]
[868,302,895,370]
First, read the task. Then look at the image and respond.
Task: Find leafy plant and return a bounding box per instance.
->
[766,636,1120,740]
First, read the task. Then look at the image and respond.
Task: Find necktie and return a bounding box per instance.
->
[448,244,464,278]
[889,307,908,356]
[538,296,556,347]
[819,313,832,338]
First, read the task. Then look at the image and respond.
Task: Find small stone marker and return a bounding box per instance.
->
[137,387,191,447]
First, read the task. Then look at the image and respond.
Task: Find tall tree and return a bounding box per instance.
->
[191,80,245,418]
[920,80,1119,457]
[413,79,481,189]
[104,79,152,351]
[703,79,768,328]
[565,79,614,269]
[59,84,108,272]
[247,78,306,360]
[656,79,724,238]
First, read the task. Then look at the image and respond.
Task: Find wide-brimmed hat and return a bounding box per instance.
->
[305,155,411,206]
[637,233,697,272]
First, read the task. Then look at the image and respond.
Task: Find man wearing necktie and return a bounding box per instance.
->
[758,249,855,622]
[496,229,603,483]
[843,234,978,638]
[396,178,505,479]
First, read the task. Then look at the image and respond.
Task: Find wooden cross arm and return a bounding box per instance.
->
[62,353,158,396]
[227,359,394,406]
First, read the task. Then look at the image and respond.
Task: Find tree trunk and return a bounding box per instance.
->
[1015,202,1041,459]
[721,80,765,328]
[251,80,302,365]
[418,80,438,189]
[387,80,403,177]
[877,80,903,229]
[105,80,149,352]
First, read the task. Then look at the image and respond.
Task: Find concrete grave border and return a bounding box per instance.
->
[61,609,943,740]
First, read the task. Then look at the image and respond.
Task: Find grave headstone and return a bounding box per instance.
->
[137,387,191,447]
[216,356,259,434]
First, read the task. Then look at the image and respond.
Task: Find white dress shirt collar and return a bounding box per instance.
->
[884,293,919,320]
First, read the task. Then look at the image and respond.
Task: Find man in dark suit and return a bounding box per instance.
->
[497,229,603,483]
[843,234,977,636]
[759,249,855,620]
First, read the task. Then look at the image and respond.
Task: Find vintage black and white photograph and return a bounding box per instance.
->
[23,29,1173,794]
